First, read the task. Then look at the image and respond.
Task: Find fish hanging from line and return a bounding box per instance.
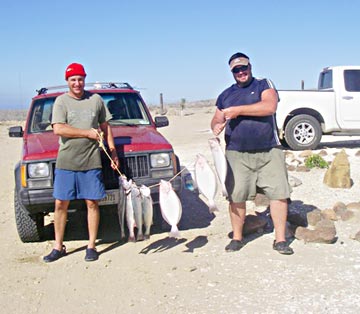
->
[208,137,228,197]
[117,175,127,240]
[131,182,144,241]
[159,180,182,238]
[140,185,153,240]
[194,153,219,213]
[121,177,136,242]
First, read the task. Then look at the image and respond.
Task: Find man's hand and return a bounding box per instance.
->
[213,121,227,136]
[110,149,119,170]
[222,107,239,120]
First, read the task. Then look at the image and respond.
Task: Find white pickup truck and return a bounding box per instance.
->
[276,65,360,150]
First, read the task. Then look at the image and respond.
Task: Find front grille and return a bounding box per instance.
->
[124,155,149,177]
[101,153,150,189]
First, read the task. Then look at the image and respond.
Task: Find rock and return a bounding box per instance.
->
[295,219,336,244]
[287,165,296,171]
[296,165,310,172]
[351,230,360,241]
[299,150,313,158]
[307,209,322,226]
[339,210,354,221]
[355,150,360,157]
[333,201,347,213]
[346,202,360,210]
[288,175,302,187]
[318,150,328,156]
[323,149,352,188]
[321,208,338,221]
[243,214,268,235]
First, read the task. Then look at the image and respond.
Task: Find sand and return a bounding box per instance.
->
[1,107,360,314]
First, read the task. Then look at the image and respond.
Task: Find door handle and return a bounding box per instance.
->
[342,96,353,100]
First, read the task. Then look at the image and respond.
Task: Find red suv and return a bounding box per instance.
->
[9,82,181,242]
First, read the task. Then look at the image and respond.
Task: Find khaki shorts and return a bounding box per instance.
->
[225,147,291,202]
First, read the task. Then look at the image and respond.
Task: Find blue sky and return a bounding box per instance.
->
[0,0,359,109]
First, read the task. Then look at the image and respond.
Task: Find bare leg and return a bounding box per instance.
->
[85,200,100,249]
[53,199,69,250]
[270,199,288,243]
[229,201,246,241]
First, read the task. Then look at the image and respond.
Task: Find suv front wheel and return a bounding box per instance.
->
[14,190,44,242]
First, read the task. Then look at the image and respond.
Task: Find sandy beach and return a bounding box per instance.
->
[1,106,360,314]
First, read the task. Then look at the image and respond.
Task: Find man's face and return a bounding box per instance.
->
[67,76,85,98]
[232,64,252,87]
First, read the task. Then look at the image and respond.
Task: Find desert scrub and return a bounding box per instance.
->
[305,154,329,169]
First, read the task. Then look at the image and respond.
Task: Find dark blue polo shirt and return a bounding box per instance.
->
[216,77,280,152]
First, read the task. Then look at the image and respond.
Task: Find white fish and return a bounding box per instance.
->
[121,177,136,242]
[140,185,153,240]
[131,183,144,241]
[208,137,228,197]
[117,176,127,240]
[159,180,182,238]
[194,153,219,212]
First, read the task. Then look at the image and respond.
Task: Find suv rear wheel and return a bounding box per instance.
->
[14,190,44,242]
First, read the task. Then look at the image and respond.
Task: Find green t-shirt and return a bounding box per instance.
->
[52,91,112,171]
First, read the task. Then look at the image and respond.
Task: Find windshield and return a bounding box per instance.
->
[28,92,151,133]
[102,93,151,126]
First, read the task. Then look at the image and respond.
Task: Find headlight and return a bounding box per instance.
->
[28,163,50,178]
[150,153,170,168]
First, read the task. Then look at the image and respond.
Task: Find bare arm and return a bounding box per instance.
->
[53,123,98,140]
[211,108,227,136]
[222,88,278,120]
[100,121,119,169]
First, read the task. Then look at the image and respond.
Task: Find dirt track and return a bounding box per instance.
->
[1,110,360,314]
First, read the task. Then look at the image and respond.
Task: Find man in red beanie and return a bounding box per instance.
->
[43,63,119,262]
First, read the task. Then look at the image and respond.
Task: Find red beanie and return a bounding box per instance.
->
[65,63,87,80]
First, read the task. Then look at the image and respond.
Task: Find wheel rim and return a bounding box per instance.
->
[293,122,315,144]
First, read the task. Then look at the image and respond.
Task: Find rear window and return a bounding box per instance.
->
[318,70,333,89]
[28,92,150,133]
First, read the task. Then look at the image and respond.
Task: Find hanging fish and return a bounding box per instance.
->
[117,175,127,240]
[194,153,219,212]
[140,185,153,240]
[131,182,144,241]
[208,137,228,197]
[121,177,136,242]
[159,180,182,238]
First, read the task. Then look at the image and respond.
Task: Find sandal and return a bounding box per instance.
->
[43,245,66,263]
[225,239,245,252]
[273,241,294,255]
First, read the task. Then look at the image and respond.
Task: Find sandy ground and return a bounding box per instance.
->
[1,107,360,314]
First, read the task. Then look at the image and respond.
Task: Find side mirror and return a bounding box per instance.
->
[154,116,169,128]
[9,126,24,138]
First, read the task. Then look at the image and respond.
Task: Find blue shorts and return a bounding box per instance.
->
[53,169,106,201]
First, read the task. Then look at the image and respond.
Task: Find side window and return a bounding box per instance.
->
[344,70,360,92]
[29,98,55,133]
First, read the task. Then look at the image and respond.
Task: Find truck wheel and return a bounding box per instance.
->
[284,114,322,150]
[14,190,44,242]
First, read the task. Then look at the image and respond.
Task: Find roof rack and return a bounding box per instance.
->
[36,82,134,95]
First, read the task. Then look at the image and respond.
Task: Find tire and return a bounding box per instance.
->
[284,114,322,150]
[14,190,44,242]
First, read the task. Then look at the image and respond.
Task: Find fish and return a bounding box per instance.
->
[131,183,144,241]
[194,153,219,212]
[159,180,182,238]
[208,137,228,197]
[121,177,136,242]
[117,175,127,240]
[140,185,153,240]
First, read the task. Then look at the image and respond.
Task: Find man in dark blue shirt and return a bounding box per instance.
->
[211,52,293,255]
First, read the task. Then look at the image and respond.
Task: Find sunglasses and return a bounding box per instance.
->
[232,65,249,73]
